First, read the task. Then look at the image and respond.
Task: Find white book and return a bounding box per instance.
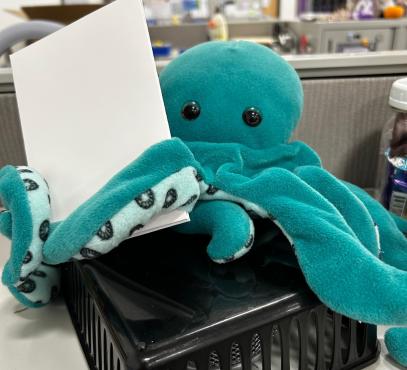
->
[10,0,189,235]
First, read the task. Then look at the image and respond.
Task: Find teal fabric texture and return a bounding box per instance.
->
[0,40,406,365]
[0,166,33,286]
[385,327,407,366]
[42,139,201,264]
[160,41,303,149]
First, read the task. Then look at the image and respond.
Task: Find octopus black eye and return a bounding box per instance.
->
[181,101,201,120]
[242,107,262,127]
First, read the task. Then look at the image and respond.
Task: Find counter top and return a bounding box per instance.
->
[157,50,407,76]
[1,50,406,91]
[0,274,87,370]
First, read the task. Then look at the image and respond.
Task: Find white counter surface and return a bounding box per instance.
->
[0,272,87,370]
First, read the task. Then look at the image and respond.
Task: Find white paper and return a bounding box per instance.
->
[11,0,189,233]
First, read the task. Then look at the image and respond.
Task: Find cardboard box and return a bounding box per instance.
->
[22,4,102,25]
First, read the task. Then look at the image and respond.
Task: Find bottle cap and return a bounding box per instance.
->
[389,78,407,111]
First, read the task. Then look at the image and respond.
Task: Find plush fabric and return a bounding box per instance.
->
[0,166,33,286]
[160,41,407,364]
[0,139,201,306]
[345,182,407,271]
[70,166,201,260]
[0,165,53,307]
[385,327,407,366]
[160,41,303,149]
[42,138,201,264]
[176,200,255,261]
[0,40,406,365]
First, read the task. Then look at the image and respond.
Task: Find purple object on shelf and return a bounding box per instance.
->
[352,0,375,20]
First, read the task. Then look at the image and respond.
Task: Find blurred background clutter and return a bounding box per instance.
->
[1,0,407,66]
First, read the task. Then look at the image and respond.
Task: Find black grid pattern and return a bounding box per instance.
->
[63,262,379,370]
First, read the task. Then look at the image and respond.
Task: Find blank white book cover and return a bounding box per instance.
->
[11,0,188,233]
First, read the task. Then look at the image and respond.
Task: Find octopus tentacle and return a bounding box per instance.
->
[345,182,407,272]
[70,166,200,260]
[42,138,200,264]
[343,182,407,364]
[295,166,379,256]
[385,327,407,367]
[215,166,407,325]
[0,165,56,307]
[175,200,255,263]
[0,139,202,307]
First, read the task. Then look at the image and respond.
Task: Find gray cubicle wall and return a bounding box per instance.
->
[1,53,407,189]
[296,76,399,188]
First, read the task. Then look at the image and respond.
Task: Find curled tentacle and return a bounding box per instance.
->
[9,263,60,308]
[176,200,255,263]
[384,327,407,367]
[0,165,56,307]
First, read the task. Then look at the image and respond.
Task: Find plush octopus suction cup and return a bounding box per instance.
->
[0,41,406,366]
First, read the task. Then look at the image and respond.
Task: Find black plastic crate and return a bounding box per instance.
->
[62,220,380,370]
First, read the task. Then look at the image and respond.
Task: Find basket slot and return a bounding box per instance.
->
[92,303,97,357]
[314,306,327,370]
[364,325,378,360]
[323,310,334,370]
[75,265,80,315]
[289,320,300,370]
[328,313,341,369]
[259,327,272,370]
[87,294,92,351]
[216,344,231,370]
[340,317,351,365]
[345,320,359,366]
[104,328,108,370]
[173,358,188,370]
[110,342,115,370]
[186,360,198,370]
[296,314,307,370]
[278,320,291,370]
[83,287,87,335]
[81,289,86,338]
[299,311,316,370]
[271,324,282,370]
[85,292,89,342]
[250,333,262,370]
[76,270,81,327]
[356,322,367,358]
[195,350,212,370]
[81,273,85,329]
[236,338,251,370]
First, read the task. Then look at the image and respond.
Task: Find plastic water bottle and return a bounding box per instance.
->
[376,78,407,217]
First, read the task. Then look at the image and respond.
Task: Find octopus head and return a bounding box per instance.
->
[160,41,303,149]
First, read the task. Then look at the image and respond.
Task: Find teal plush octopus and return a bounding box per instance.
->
[1,41,406,366]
